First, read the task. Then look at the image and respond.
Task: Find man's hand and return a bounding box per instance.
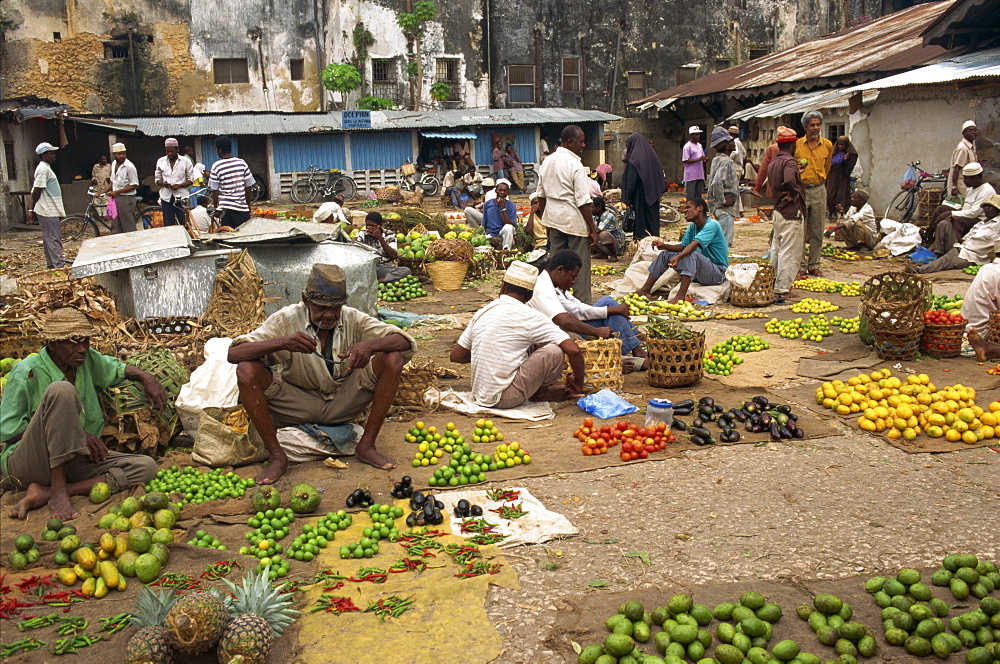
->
[589,326,613,339]
[951,186,958,196]
[750,188,762,198]
[142,376,168,411]
[568,375,585,397]
[835,203,844,214]
[668,255,680,269]
[284,332,319,354]
[86,433,107,463]
[608,304,631,317]
[340,340,374,371]
[588,229,599,247]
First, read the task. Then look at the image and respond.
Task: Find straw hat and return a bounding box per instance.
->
[302,264,348,306]
[503,261,538,290]
[42,308,95,342]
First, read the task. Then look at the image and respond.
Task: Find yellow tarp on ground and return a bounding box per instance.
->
[296,502,519,664]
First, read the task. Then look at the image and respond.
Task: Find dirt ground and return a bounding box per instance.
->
[2,201,998,664]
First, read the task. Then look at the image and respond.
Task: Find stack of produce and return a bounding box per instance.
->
[797,593,876,659]
[792,277,861,295]
[145,465,254,505]
[377,275,427,301]
[790,298,840,313]
[703,335,769,375]
[623,293,707,318]
[765,315,834,341]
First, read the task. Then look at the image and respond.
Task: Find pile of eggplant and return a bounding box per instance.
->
[390,476,415,499]
[671,395,803,444]
[453,499,484,519]
[406,491,445,526]
[346,487,375,508]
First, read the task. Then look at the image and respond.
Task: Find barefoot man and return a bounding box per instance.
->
[229,264,414,480]
[1,309,164,520]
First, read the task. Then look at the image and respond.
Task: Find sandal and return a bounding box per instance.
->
[808,269,824,277]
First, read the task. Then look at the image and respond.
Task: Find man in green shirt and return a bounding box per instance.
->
[1,309,167,521]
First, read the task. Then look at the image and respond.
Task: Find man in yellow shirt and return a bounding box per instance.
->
[795,110,833,277]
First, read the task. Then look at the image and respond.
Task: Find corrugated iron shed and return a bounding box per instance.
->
[845,47,1000,91]
[922,0,1000,49]
[634,1,956,109]
[727,88,880,122]
[104,108,620,137]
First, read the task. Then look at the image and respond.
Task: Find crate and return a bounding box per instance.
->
[917,187,945,225]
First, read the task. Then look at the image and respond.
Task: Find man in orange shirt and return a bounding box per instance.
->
[795,110,833,277]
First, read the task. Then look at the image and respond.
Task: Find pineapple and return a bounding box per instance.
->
[125,586,178,664]
[217,567,300,664]
[164,590,229,654]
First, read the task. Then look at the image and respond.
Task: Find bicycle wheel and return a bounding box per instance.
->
[291,178,318,204]
[60,215,99,243]
[884,189,918,224]
[336,175,358,200]
[420,177,441,196]
[250,179,265,203]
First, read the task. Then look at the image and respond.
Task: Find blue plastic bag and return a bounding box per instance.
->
[909,245,937,264]
[577,389,638,420]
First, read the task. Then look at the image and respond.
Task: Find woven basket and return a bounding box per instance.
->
[988,311,1000,345]
[920,321,966,358]
[0,319,42,360]
[860,272,929,333]
[561,338,623,394]
[729,263,775,308]
[426,260,469,291]
[604,188,621,203]
[397,256,426,276]
[203,250,271,339]
[94,317,216,374]
[401,189,424,205]
[375,186,402,202]
[16,267,75,292]
[647,333,705,388]
[400,162,417,176]
[873,327,923,361]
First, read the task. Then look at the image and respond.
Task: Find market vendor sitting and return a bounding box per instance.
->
[1,308,165,521]
[528,250,647,372]
[965,257,1000,362]
[908,194,999,275]
[312,194,349,226]
[824,189,878,251]
[354,211,412,283]
[634,197,729,303]
[450,261,585,408]
[927,162,996,242]
[229,264,416,479]
[483,180,517,250]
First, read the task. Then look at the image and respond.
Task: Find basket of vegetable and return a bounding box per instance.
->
[919,309,966,358]
[645,316,704,388]
[424,238,474,291]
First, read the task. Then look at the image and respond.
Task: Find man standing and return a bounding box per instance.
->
[27,142,66,268]
[537,124,598,303]
[105,142,139,234]
[769,126,807,301]
[155,138,195,227]
[354,211,411,283]
[795,110,833,277]
[682,126,707,200]
[751,140,779,199]
[949,121,978,198]
[229,264,415,479]
[91,154,111,211]
[209,136,255,229]
[707,126,739,246]
[538,133,551,163]
[483,180,517,250]
[450,261,585,408]
[1,308,165,520]
[729,126,748,172]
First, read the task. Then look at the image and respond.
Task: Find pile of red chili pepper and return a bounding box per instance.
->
[364,595,414,622]
[489,501,528,519]
[459,517,508,545]
[443,543,482,566]
[486,488,521,502]
[455,561,503,578]
[389,557,427,574]
[150,573,200,591]
[201,560,242,581]
[349,567,388,584]
[396,528,447,558]
[310,594,361,614]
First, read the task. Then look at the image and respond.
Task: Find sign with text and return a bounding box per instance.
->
[342,110,372,130]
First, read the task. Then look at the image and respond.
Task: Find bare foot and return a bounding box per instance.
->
[47,490,79,521]
[9,483,51,520]
[968,328,1000,361]
[355,442,396,470]
[531,382,571,402]
[255,450,289,485]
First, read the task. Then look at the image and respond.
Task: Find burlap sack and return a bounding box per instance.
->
[191,406,268,467]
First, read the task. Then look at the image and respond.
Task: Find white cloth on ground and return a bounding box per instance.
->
[424,389,554,421]
[439,488,578,548]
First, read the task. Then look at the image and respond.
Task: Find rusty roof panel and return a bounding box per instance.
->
[634,1,956,107]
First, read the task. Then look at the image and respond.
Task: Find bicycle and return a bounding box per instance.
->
[60,189,109,246]
[290,165,358,203]
[138,186,211,238]
[883,161,947,224]
[399,160,442,196]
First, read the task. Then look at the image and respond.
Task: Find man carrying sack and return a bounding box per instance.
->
[228,264,416,481]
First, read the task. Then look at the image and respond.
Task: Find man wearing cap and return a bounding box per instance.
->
[682,126,707,200]
[104,142,139,233]
[28,143,66,268]
[707,126,739,246]
[524,191,548,250]
[312,194,350,226]
[910,194,999,275]
[964,255,1000,362]
[1,309,166,521]
[824,190,878,251]
[928,162,996,242]
[354,211,411,283]
[229,264,416,479]
[155,138,195,228]
[768,126,807,301]
[795,110,833,277]
[209,136,255,229]
[451,261,585,407]
[949,121,978,198]
[537,124,599,304]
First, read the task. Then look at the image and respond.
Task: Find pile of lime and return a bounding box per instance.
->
[472,418,504,443]
[428,443,497,487]
[831,316,860,333]
[245,507,297,543]
[766,315,834,341]
[363,504,403,541]
[286,511,352,562]
[494,441,530,467]
[790,298,840,314]
[187,529,227,550]
[704,335,769,376]
[797,592,876,659]
[378,275,427,301]
[144,466,253,505]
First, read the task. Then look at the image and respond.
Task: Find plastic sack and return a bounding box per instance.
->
[175,337,240,437]
[106,196,118,220]
[577,388,638,420]
[909,245,938,264]
[874,220,923,256]
[725,263,759,290]
[900,165,917,190]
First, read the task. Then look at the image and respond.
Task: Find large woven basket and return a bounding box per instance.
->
[988,310,1000,345]
[860,272,929,333]
[374,186,402,202]
[400,162,417,176]
[920,321,966,358]
[873,327,923,361]
[397,256,426,276]
[401,189,424,205]
[0,319,42,360]
[16,267,74,292]
[426,260,469,291]
[729,263,775,308]
[647,333,705,388]
[561,338,623,394]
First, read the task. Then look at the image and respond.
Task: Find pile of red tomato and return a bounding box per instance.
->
[922,309,966,325]
[573,418,675,460]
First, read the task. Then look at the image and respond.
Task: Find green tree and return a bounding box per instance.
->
[321,62,362,109]
[429,81,452,103]
[398,1,437,110]
[357,96,395,111]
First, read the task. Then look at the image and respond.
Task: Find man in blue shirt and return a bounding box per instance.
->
[482,180,517,249]
[635,197,728,303]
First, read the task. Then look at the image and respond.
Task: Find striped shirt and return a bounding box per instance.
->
[457,295,570,406]
[208,157,255,212]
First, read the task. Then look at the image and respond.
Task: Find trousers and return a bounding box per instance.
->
[772,209,805,294]
[583,296,641,353]
[801,184,826,271]
[549,227,592,304]
[495,344,565,409]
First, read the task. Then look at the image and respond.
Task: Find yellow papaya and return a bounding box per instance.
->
[74,564,92,580]
[99,561,120,589]
[100,532,116,552]
[76,547,97,571]
[113,536,128,558]
[57,568,77,586]
[98,549,110,560]
[81,577,96,597]
[94,577,108,599]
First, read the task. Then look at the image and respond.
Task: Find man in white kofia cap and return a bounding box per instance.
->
[450,261,586,408]
[929,162,996,243]
[155,137,195,227]
[105,142,139,233]
[949,120,978,198]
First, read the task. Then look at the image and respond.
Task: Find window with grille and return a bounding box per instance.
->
[827,124,846,143]
[214,58,250,84]
[749,46,770,60]
[508,65,535,104]
[626,71,647,103]
[373,59,396,84]
[562,57,581,92]
[4,142,16,181]
[289,59,305,81]
[104,41,130,60]
[675,66,697,85]
[435,58,461,101]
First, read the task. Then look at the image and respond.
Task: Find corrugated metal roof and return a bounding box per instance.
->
[845,47,1000,91]
[727,88,880,121]
[105,108,619,137]
[922,0,1000,48]
[633,1,956,108]
[420,130,477,139]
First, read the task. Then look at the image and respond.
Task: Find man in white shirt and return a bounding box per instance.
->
[538,133,551,163]
[537,125,598,303]
[948,120,977,198]
[529,250,647,371]
[312,195,349,226]
[463,177,495,227]
[929,162,996,242]
[27,142,66,268]
[911,194,998,274]
[105,142,139,234]
[824,189,878,250]
[154,137,195,227]
[190,195,213,234]
[965,256,1000,362]
[450,261,585,408]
